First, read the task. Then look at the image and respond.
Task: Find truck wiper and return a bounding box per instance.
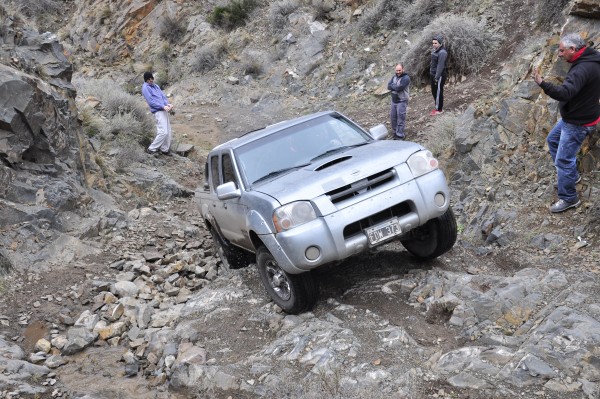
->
[252,163,311,184]
[310,143,368,162]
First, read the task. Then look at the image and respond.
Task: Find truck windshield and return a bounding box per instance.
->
[235,114,371,186]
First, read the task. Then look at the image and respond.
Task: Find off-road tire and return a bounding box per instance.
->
[401,206,457,260]
[210,226,253,273]
[256,246,319,314]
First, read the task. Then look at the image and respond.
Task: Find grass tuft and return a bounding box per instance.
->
[208,0,258,31]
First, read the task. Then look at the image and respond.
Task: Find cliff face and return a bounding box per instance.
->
[0,11,105,271]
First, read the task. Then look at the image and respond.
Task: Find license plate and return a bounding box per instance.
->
[366,218,402,245]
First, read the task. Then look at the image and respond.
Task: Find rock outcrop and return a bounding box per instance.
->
[0,11,104,270]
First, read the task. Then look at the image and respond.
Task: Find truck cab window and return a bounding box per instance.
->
[222,153,238,188]
[210,154,220,191]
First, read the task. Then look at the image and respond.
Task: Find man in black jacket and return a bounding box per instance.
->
[534,33,600,213]
[430,34,448,116]
[387,63,411,139]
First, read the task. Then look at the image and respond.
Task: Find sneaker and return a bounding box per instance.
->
[553,176,581,189]
[394,135,405,140]
[160,150,173,156]
[549,198,581,213]
[146,148,158,155]
[429,110,444,116]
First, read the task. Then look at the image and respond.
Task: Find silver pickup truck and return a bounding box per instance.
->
[199,111,456,314]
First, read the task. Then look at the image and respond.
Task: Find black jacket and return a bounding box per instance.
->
[430,46,448,80]
[540,47,600,125]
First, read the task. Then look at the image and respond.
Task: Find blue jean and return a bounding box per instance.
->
[390,101,407,138]
[546,119,594,203]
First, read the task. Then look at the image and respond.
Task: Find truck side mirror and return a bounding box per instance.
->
[216,181,241,200]
[369,124,388,140]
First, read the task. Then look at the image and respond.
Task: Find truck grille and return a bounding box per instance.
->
[326,169,395,204]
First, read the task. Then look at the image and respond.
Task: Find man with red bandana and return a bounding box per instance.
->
[534,33,600,213]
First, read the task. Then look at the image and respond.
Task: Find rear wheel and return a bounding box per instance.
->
[401,206,457,260]
[256,246,319,314]
[210,226,252,273]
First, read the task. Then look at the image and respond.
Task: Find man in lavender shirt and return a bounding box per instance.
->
[142,72,174,156]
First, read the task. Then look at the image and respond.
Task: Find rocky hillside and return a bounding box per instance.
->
[1,0,600,398]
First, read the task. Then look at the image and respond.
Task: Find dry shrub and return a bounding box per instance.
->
[14,0,66,31]
[268,0,301,32]
[76,78,154,147]
[401,0,447,30]
[192,42,227,73]
[357,0,446,34]
[401,13,501,85]
[113,142,146,172]
[269,43,288,62]
[357,0,408,35]
[311,0,334,21]
[80,108,102,138]
[16,0,62,18]
[420,112,457,159]
[160,15,187,44]
[0,249,14,276]
[152,48,185,88]
[241,57,263,77]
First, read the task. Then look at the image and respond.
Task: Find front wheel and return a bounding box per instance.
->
[400,206,457,260]
[256,246,319,314]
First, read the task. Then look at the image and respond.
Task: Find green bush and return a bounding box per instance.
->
[401,13,502,85]
[208,0,257,31]
[160,15,187,44]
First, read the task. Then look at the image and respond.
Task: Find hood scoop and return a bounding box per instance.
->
[314,155,352,171]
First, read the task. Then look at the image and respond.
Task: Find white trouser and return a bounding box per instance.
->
[148,110,172,152]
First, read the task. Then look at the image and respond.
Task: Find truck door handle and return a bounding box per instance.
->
[223,203,228,209]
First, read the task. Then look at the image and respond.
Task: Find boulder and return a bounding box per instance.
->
[569,0,600,18]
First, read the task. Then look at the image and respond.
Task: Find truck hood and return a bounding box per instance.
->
[253,140,424,205]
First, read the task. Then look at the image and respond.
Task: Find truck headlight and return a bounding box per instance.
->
[407,150,439,178]
[273,201,317,232]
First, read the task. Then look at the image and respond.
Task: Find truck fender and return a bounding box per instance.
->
[247,209,274,235]
[246,210,305,274]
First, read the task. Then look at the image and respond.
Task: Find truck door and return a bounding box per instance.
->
[212,151,251,249]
